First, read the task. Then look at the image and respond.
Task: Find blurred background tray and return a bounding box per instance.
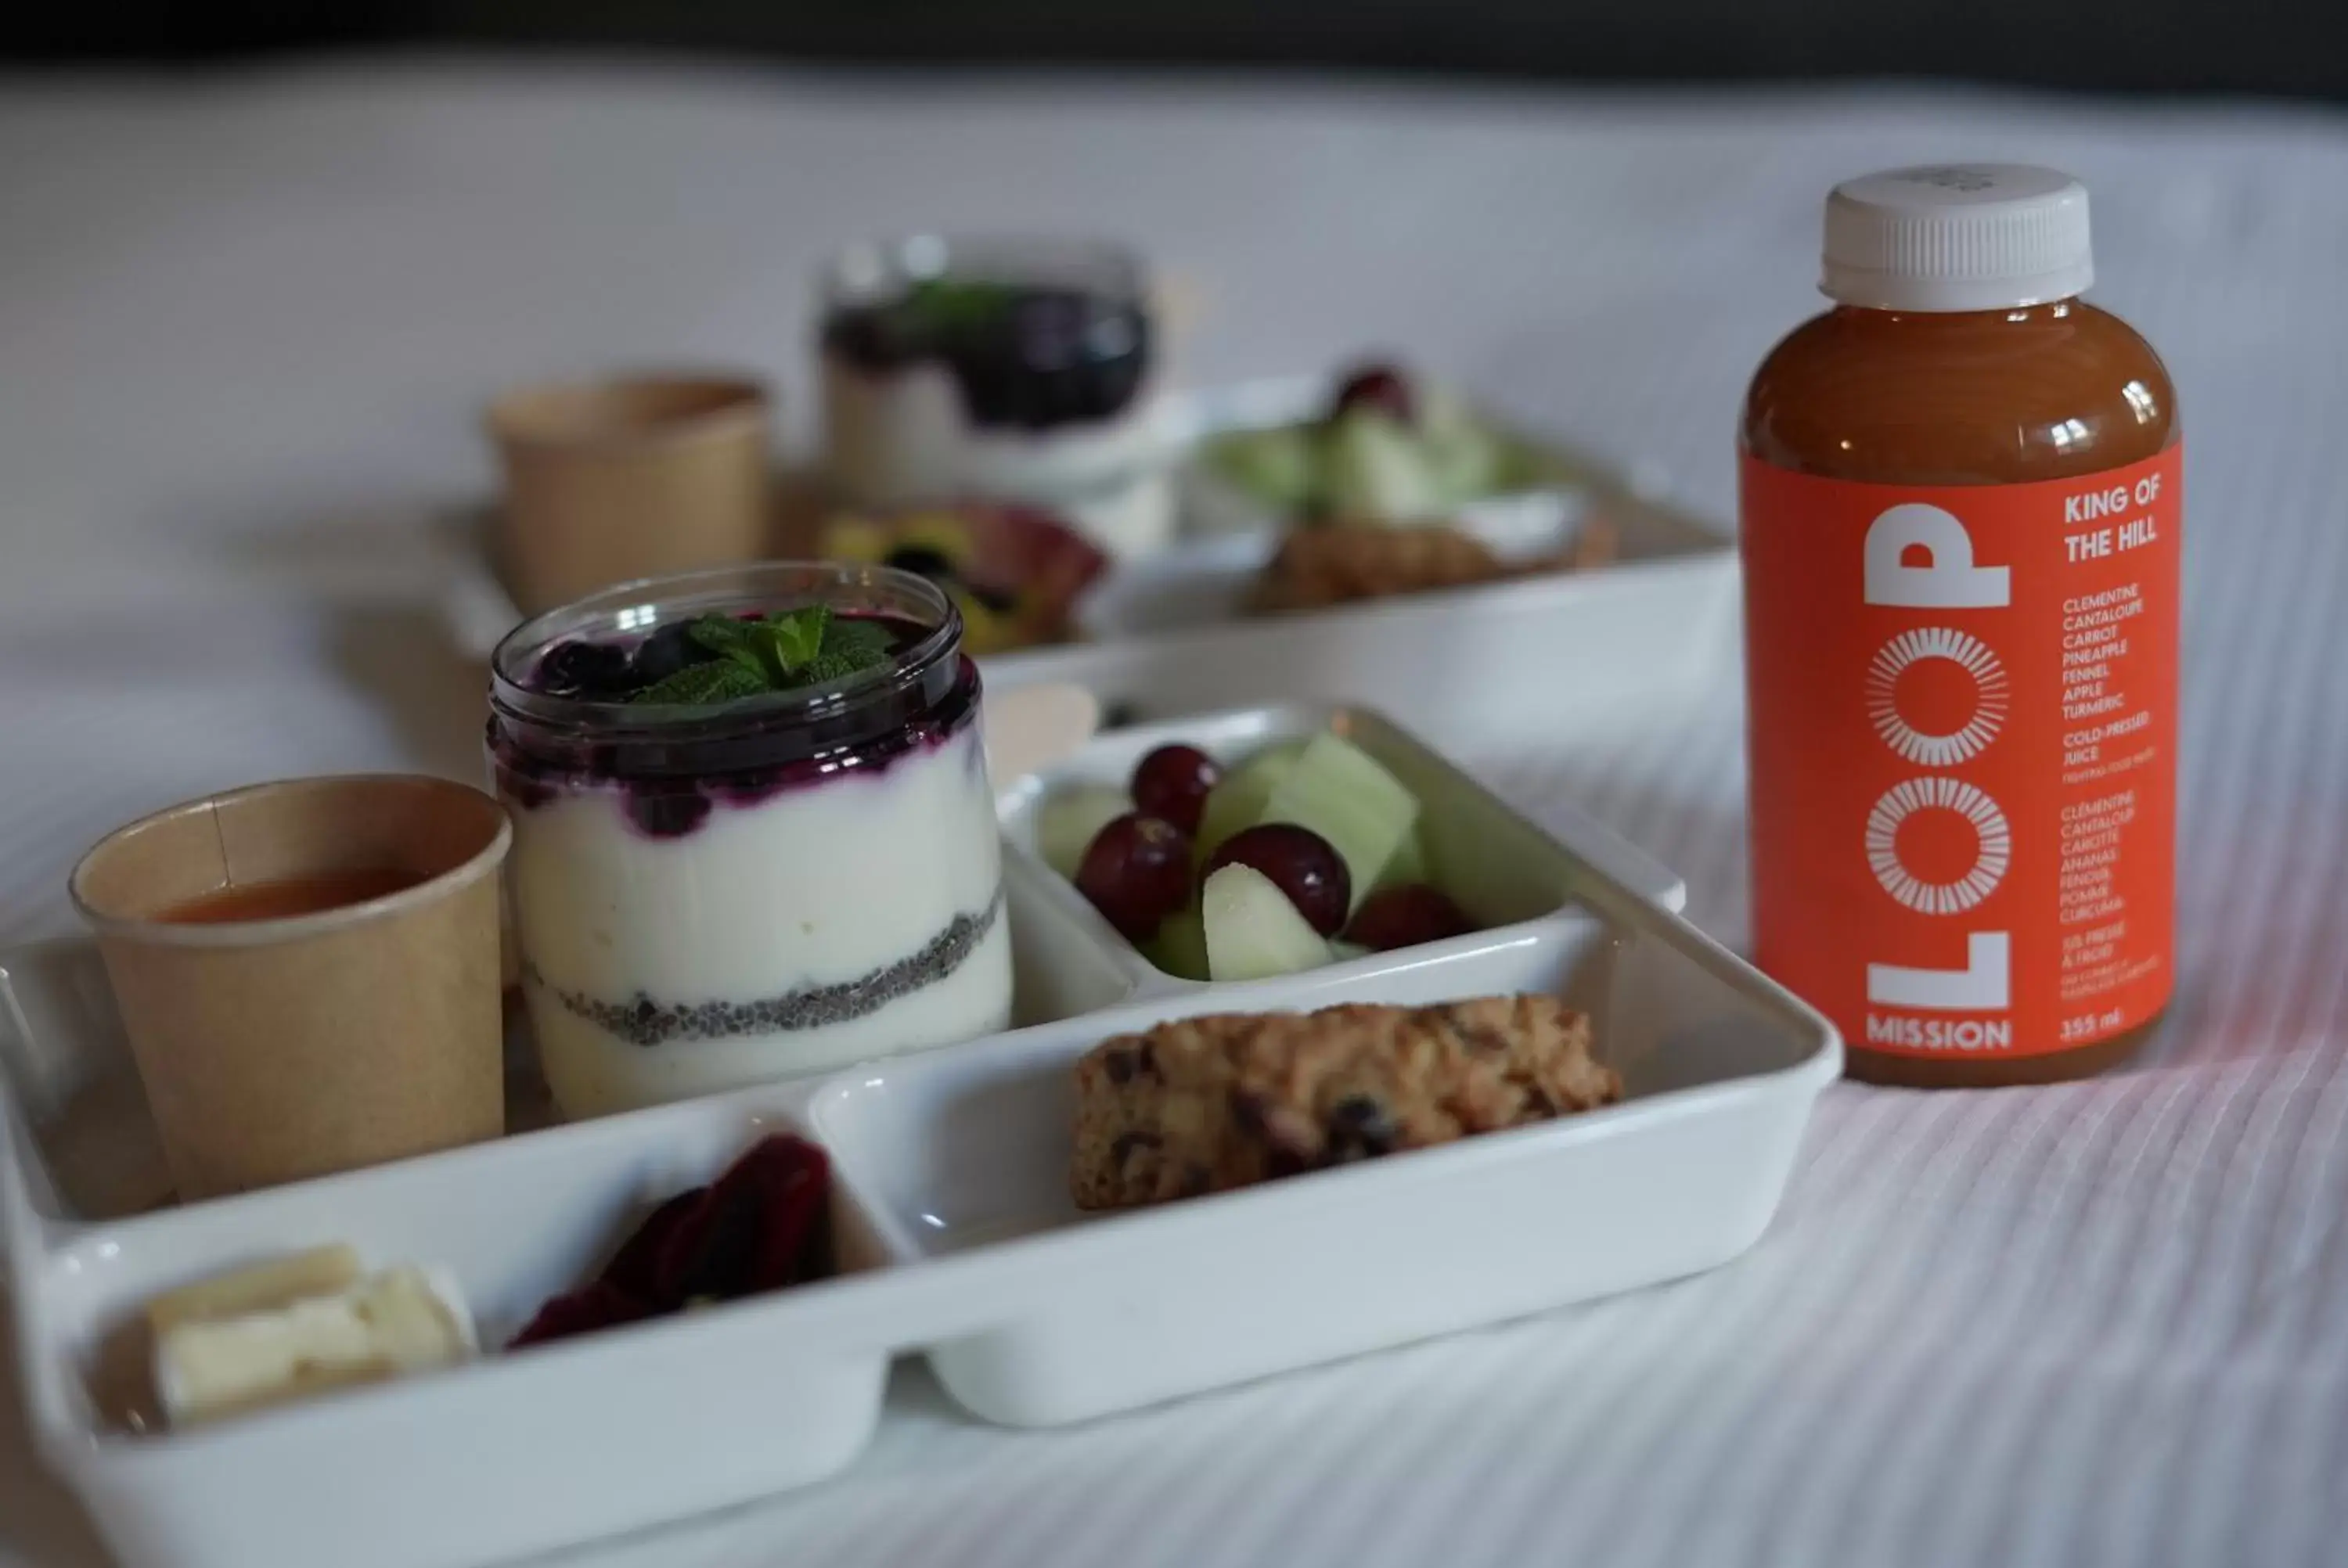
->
[439,376,1735,747]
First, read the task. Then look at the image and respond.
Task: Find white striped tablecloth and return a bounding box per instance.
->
[2,63,2345,1568]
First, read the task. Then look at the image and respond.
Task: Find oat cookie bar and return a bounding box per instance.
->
[1071,994,1615,1210]
[1248,516,1618,614]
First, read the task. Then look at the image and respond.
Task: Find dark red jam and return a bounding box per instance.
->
[511,1134,832,1350]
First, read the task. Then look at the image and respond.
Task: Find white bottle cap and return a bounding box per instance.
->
[1821,164,2094,313]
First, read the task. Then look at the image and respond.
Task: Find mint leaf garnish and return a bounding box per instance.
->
[798,653,873,685]
[686,614,769,680]
[751,606,830,676]
[686,615,752,656]
[626,610,898,707]
[794,617,896,686]
[905,277,1016,331]
[821,618,894,664]
[630,659,769,706]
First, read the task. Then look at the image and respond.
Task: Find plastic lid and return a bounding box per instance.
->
[1821,164,2094,313]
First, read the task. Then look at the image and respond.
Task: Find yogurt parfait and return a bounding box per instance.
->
[488,563,1012,1119]
[819,236,1174,559]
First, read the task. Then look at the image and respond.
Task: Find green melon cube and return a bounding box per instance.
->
[1143,907,1212,982]
[1257,732,1421,912]
[1194,739,1308,863]
[1202,863,1331,983]
[1036,783,1132,880]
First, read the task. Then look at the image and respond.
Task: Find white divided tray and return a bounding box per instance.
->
[2,704,1835,1568]
[437,376,1737,746]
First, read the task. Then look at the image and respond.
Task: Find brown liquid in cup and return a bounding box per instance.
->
[1743,300,2177,1087]
[71,776,512,1198]
[160,868,427,925]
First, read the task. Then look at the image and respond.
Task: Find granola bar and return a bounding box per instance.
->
[1249,516,1619,614]
[1070,995,1615,1210]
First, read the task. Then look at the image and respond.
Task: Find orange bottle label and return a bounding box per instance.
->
[1740,448,2180,1058]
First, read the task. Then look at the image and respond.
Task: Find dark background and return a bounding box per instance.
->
[4,1,2344,102]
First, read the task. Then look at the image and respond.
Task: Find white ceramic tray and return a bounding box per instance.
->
[2,704,1834,1568]
[436,377,1737,745]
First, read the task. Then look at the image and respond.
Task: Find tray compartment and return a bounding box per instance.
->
[812,880,1835,1428]
[2,1080,903,1568]
[1168,372,1678,544]
[1001,850,1155,1020]
[995,702,1686,992]
[1109,371,1712,638]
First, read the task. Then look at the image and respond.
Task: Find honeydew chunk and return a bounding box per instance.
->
[1036,783,1132,880]
[1202,864,1331,983]
[1377,822,1431,893]
[1258,733,1421,912]
[1424,417,1509,503]
[1415,381,1478,445]
[1211,426,1320,511]
[1324,411,1448,523]
[1143,908,1212,982]
[1194,739,1308,863]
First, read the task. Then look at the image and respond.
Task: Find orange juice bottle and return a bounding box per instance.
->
[1741,165,2180,1086]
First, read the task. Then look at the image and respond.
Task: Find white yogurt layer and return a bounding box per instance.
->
[510,721,1012,1118]
[823,358,1174,560]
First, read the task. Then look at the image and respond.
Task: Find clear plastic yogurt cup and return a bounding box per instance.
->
[817,235,1176,559]
[488,562,1013,1119]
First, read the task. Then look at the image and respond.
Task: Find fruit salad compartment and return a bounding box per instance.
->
[997,703,1687,994]
[1169,369,1583,523]
[1,760,1828,1568]
[1122,368,1716,592]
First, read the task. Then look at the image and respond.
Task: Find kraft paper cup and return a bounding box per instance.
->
[69,775,512,1201]
[487,372,774,615]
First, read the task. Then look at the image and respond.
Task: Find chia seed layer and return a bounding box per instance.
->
[526,886,1004,1047]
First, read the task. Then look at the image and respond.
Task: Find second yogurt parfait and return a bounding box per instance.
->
[819,236,1173,559]
[489,563,1012,1118]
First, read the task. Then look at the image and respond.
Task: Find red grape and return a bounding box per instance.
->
[1075,814,1194,942]
[1345,885,1474,951]
[1330,362,1415,424]
[1205,824,1350,936]
[1129,744,1222,835]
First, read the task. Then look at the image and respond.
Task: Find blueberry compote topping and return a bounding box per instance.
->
[533,638,635,699]
[489,612,980,840]
[626,621,711,690]
[823,275,1151,432]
